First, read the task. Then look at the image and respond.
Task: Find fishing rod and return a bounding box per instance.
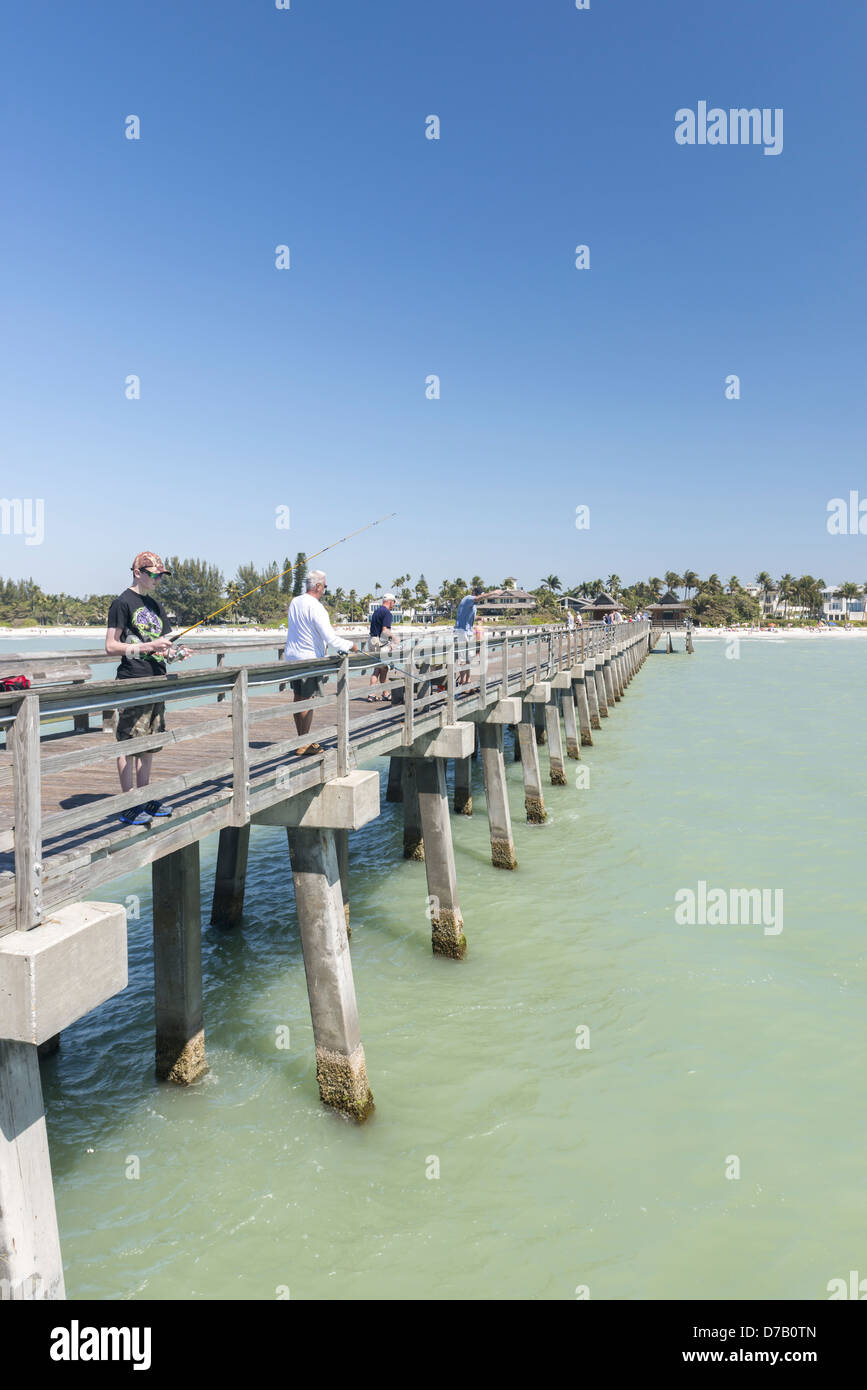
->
[168,511,397,649]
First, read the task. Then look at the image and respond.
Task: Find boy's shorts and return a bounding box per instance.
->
[116,700,166,743]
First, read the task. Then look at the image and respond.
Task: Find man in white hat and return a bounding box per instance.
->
[367,593,397,701]
[284,569,359,754]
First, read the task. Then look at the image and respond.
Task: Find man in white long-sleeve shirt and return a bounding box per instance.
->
[284,569,359,754]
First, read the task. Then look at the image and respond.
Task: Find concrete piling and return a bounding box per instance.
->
[603,655,618,706]
[585,660,601,729]
[412,757,467,959]
[335,828,351,932]
[401,759,425,861]
[211,824,251,928]
[511,724,522,760]
[478,723,517,869]
[517,719,547,823]
[593,662,609,718]
[544,700,568,785]
[453,756,473,815]
[286,827,373,1120]
[561,686,581,759]
[572,668,593,745]
[386,755,403,803]
[532,703,547,745]
[152,843,207,1085]
[0,1040,65,1300]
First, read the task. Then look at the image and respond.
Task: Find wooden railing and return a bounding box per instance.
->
[0,621,649,933]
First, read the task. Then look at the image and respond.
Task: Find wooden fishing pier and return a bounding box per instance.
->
[0,618,653,1298]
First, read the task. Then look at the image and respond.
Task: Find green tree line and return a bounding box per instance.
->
[0,566,862,629]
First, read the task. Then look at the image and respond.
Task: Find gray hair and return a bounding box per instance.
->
[305,569,326,592]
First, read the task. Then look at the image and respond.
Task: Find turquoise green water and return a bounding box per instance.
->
[27,638,867,1299]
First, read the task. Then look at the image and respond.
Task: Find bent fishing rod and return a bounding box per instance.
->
[167,511,397,650]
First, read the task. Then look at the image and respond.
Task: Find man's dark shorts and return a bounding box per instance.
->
[116,700,166,744]
[290,675,324,701]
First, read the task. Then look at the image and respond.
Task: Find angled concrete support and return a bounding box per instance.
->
[211,824,250,928]
[517,718,547,823]
[478,722,517,869]
[287,827,373,1120]
[153,843,206,1085]
[412,757,466,959]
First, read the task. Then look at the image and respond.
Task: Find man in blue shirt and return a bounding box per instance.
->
[367,593,396,701]
[454,586,483,686]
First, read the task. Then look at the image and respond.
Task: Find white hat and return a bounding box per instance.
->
[383,592,396,602]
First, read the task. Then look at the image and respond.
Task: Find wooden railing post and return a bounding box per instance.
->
[12,693,43,930]
[216,651,226,702]
[403,651,414,746]
[521,634,528,690]
[231,667,250,826]
[446,641,456,724]
[479,628,488,703]
[501,634,509,699]
[337,654,350,778]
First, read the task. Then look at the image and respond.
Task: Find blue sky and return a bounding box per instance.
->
[2,0,865,598]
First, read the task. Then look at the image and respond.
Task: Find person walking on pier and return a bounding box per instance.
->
[105,552,176,825]
[284,570,359,755]
[454,585,482,687]
[367,592,396,702]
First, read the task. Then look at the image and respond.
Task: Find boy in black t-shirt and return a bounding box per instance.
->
[106,551,176,825]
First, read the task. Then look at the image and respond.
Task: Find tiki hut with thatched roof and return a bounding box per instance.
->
[648,590,688,629]
[587,591,622,622]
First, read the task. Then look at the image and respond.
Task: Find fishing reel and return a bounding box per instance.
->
[165,643,193,663]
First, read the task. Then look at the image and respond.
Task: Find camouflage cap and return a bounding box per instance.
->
[131,551,171,575]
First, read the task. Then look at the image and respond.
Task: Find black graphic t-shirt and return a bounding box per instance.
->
[107,588,171,679]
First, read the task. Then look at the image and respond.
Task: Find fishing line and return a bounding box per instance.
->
[169,512,397,643]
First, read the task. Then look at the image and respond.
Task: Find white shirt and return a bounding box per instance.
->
[284,592,354,662]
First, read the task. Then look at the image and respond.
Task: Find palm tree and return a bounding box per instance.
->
[541,575,562,592]
[606,574,621,597]
[839,581,860,621]
[777,574,796,619]
[664,571,682,594]
[501,576,517,590]
[225,581,243,620]
[727,576,740,594]
[755,571,774,616]
[647,577,663,600]
[470,575,486,592]
[348,588,358,621]
[681,570,699,600]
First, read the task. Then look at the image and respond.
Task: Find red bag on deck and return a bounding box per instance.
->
[0,676,31,691]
